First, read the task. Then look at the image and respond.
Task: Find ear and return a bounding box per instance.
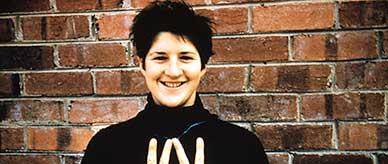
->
[199,67,207,78]
[135,56,146,76]
[135,56,144,69]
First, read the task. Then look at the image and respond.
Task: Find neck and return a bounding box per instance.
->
[146,93,202,111]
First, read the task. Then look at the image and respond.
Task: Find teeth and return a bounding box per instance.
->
[162,82,183,88]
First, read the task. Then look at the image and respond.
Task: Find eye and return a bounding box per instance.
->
[153,56,168,60]
[180,56,194,60]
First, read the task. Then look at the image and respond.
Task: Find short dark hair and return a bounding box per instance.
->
[130,0,214,69]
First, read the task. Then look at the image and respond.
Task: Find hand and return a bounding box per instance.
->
[147,137,205,164]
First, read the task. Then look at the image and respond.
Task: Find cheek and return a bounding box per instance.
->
[184,66,203,80]
[143,63,162,80]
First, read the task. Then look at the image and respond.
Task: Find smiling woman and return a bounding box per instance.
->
[81,1,268,164]
[141,32,206,108]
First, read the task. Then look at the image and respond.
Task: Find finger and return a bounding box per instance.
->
[172,138,190,164]
[147,138,157,164]
[159,139,172,164]
[195,137,204,164]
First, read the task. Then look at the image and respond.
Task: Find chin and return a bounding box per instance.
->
[157,100,181,108]
[157,95,190,108]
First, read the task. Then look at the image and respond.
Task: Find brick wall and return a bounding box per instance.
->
[0,0,387,164]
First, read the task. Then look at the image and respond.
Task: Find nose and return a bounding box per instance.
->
[165,58,182,77]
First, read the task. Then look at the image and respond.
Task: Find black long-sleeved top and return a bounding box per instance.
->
[81,94,268,164]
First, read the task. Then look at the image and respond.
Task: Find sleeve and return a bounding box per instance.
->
[242,132,269,164]
[81,130,111,164]
[217,124,269,164]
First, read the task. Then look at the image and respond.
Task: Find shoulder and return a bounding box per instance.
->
[203,119,269,163]
[92,116,142,141]
[210,119,257,139]
[201,118,264,148]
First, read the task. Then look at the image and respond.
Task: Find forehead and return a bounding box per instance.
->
[149,32,197,51]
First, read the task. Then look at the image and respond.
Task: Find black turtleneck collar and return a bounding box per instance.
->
[136,93,217,139]
[145,93,204,111]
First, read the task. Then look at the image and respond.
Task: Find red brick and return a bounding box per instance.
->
[68,99,140,123]
[253,3,334,32]
[384,31,388,56]
[0,19,15,42]
[0,128,24,150]
[212,36,288,63]
[0,0,50,13]
[267,153,289,164]
[212,0,248,4]
[131,0,205,8]
[0,155,60,164]
[199,95,218,115]
[293,154,373,164]
[0,46,54,70]
[338,123,388,150]
[378,154,388,164]
[217,95,297,121]
[58,43,128,68]
[56,0,129,12]
[199,66,247,92]
[254,124,332,150]
[212,0,286,4]
[301,93,385,120]
[28,127,93,151]
[97,13,133,40]
[212,0,279,4]
[293,32,377,61]
[95,70,147,95]
[22,16,90,40]
[64,155,82,164]
[336,61,388,89]
[197,8,247,34]
[0,100,64,123]
[24,72,93,96]
[251,65,331,92]
[0,73,20,97]
[339,1,388,28]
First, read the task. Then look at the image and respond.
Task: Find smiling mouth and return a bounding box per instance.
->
[161,81,185,88]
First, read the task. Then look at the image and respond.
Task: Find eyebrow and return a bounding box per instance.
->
[149,51,167,55]
[149,51,197,55]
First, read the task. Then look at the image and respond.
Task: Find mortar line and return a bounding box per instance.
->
[1,90,388,101]
[14,16,23,41]
[91,71,97,96]
[0,0,336,17]
[332,121,339,150]
[123,41,132,67]
[4,27,388,44]
[89,15,97,41]
[329,64,337,92]
[372,153,379,164]
[49,0,58,12]
[288,153,294,164]
[385,92,388,123]
[244,64,253,92]
[19,74,25,97]
[60,155,65,164]
[63,99,70,124]
[2,58,388,74]
[296,95,302,122]
[334,0,340,29]
[1,27,387,46]
[23,126,28,151]
[52,45,61,68]
[377,31,384,59]
[288,35,294,61]
[247,6,253,33]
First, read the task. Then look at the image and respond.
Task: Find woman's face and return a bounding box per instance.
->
[140,32,206,108]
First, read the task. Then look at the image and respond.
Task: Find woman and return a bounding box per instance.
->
[81,1,268,164]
